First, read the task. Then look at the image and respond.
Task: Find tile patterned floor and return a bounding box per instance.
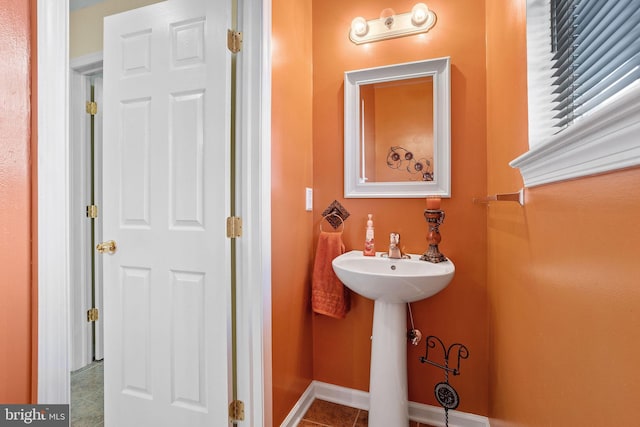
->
[70,361,104,427]
[298,399,435,427]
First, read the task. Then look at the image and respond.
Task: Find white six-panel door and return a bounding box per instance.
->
[103,1,232,425]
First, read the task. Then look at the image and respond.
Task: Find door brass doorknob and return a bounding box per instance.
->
[97,240,117,254]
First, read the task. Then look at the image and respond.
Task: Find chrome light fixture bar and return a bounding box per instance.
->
[349,3,436,45]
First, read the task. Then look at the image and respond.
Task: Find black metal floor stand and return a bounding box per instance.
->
[420,335,469,427]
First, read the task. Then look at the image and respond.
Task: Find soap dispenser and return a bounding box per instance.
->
[364,214,375,256]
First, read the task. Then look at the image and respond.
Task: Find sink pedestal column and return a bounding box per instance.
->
[368,300,408,427]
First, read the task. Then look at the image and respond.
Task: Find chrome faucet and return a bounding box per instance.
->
[388,233,403,259]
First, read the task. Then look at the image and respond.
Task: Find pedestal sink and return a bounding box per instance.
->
[332,250,455,427]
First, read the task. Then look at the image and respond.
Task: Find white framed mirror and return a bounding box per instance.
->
[344,57,450,198]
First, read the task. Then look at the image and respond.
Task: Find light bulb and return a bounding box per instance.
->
[351,16,369,37]
[380,8,395,29]
[411,3,430,26]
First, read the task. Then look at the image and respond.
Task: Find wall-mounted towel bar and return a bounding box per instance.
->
[473,188,524,206]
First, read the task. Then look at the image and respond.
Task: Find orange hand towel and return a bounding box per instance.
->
[312,231,350,318]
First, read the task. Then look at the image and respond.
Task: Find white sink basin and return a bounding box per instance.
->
[331,249,455,427]
[332,250,455,303]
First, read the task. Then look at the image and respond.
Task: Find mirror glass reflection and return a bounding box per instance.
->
[360,76,434,183]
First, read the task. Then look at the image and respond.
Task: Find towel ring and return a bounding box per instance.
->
[320,213,345,234]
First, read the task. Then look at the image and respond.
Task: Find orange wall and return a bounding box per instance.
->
[271,0,315,424]
[0,0,33,403]
[311,0,488,415]
[486,0,640,425]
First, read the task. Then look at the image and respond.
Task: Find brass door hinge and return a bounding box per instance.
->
[227,29,243,53]
[86,204,98,218]
[228,400,245,422]
[86,101,98,116]
[87,308,99,322]
[226,217,242,238]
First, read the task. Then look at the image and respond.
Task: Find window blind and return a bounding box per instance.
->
[550,0,640,130]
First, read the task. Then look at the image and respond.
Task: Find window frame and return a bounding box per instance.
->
[510,0,640,187]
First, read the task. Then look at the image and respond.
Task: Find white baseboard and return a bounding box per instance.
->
[278,382,316,427]
[280,381,490,427]
[408,399,490,427]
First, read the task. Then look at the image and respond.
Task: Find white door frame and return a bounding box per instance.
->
[69,52,104,372]
[36,1,272,425]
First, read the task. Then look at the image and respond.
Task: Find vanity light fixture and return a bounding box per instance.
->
[349,3,436,45]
